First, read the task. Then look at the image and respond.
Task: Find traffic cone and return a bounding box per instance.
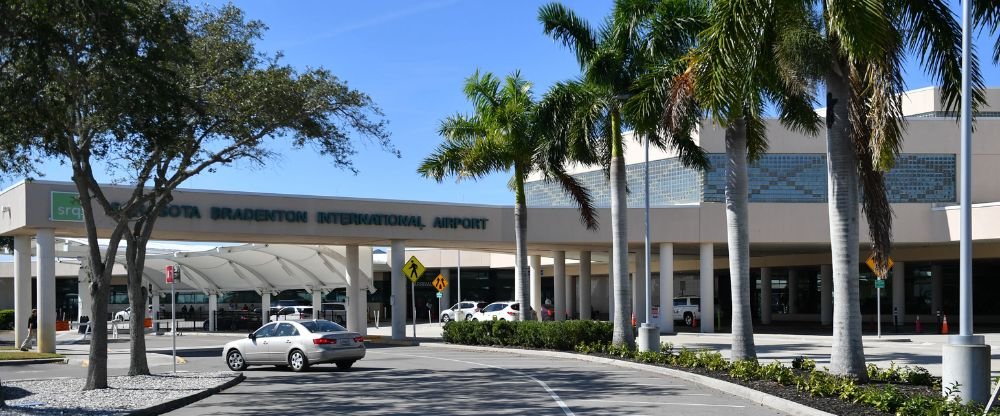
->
[915,316,922,333]
[692,316,699,328]
[631,312,637,327]
[941,314,949,334]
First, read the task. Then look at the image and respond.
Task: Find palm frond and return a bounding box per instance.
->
[972,0,1000,64]
[539,2,598,67]
[545,165,600,230]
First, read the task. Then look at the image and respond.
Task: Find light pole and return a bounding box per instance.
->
[942,0,990,404]
[637,134,659,352]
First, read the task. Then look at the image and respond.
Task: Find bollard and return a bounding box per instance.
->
[893,307,899,333]
[941,314,950,334]
[915,315,923,333]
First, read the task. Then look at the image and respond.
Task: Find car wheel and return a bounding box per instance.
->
[684,313,693,327]
[465,314,473,320]
[441,314,451,323]
[226,350,247,371]
[471,318,478,321]
[335,360,355,370]
[288,349,309,372]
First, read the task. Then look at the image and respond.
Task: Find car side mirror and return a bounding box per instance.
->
[249,333,256,341]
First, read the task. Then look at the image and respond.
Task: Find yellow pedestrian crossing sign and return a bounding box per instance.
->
[432,274,448,292]
[865,253,894,278]
[403,256,425,283]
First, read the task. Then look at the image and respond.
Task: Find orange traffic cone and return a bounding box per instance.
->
[692,316,699,328]
[941,314,949,334]
[915,316,923,333]
[631,312,637,327]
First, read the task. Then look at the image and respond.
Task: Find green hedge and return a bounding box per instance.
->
[443,320,612,350]
[0,310,13,330]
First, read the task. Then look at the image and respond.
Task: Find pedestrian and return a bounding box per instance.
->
[19,309,37,351]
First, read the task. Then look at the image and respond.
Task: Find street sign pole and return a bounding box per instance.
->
[877,283,881,339]
[457,251,462,322]
[167,265,176,373]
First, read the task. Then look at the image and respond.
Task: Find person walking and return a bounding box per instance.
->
[19,309,37,351]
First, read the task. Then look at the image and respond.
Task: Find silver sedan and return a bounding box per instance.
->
[223,319,365,372]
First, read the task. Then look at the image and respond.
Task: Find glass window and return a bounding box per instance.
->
[274,323,298,337]
[674,299,687,306]
[510,303,520,311]
[460,302,473,309]
[254,323,277,338]
[278,307,292,315]
[302,308,313,316]
[300,320,346,333]
[691,298,701,306]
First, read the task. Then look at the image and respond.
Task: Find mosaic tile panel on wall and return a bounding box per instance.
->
[524,153,955,207]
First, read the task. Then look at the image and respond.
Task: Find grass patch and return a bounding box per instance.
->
[0,348,63,360]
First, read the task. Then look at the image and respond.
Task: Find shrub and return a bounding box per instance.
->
[791,356,816,371]
[760,361,796,385]
[443,320,612,350]
[729,359,761,382]
[0,310,13,330]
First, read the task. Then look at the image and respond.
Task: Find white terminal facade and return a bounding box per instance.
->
[2,87,1000,352]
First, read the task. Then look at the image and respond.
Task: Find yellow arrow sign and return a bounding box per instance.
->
[403,256,425,283]
[865,254,894,279]
[432,274,449,292]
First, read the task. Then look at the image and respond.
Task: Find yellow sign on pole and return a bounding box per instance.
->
[403,256,425,283]
[865,254,894,278]
[432,274,449,292]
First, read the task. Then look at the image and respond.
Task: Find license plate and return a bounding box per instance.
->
[340,339,351,346]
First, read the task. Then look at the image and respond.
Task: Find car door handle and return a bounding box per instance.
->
[285,340,291,343]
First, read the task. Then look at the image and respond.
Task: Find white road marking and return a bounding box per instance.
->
[372,351,575,415]
[574,399,745,408]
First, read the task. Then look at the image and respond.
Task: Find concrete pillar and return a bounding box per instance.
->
[77,262,92,323]
[36,228,56,353]
[634,248,647,324]
[699,243,714,333]
[346,244,361,332]
[788,268,799,314]
[311,290,322,319]
[151,288,159,332]
[357,247,371,336]
[892,261,905,325]
[530,255,542,320]
[13,235,30,349]
[441,268,451,312]
[391,240,406,340]
[821,264,833,325]
[554,251,566,321]
[931,264,943,317]
[659,243,674,333]
[261,292,271,323]
[578,251,592,321]
[761,267,772,325]
[566,276,576,319]
[208,292,217,331]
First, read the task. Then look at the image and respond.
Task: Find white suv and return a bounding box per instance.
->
[269,306,314,321]
[469,301,522,321]
[673,297,701,326]
[441,301,487,323]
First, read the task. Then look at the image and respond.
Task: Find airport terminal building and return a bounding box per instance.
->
[3,87,1000,352]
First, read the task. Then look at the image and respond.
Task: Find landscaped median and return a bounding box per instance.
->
[0,349,64,366]
[0,371,243,415]
[442,320,997,416]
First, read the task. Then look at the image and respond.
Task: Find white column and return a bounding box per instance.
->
[151,288,159,331]
[893,261,905,326]
[530,255,542,320]
[761,267,772,325]
[262,292,271,323]
[659,243,674,333]
[821,264,833,325]
[788,268,799,314]
[391,240,406,340]
[208,292,217,331]
[441,268,451,311]
[13,235,31,348]
[77,262,91,323]
[699,243,714,333]
[311,291,322,319]
[36,228,56,353]
[932,264,943,317]
[346,244,361,332]
[578,251,592,321]
[566,276,576,319]
[634,249,647,324]
[553,251,566,321]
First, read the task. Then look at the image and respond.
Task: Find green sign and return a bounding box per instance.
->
[436,292,442,299]
[51,192,83,222]
[875,279,886,289]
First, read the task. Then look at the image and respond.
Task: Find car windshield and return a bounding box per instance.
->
[299,320,346,333]
[691,298,701,305]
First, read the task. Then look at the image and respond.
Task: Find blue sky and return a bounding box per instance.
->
[25,1,1000,206]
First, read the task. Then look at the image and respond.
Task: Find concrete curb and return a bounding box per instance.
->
[424,343,835,416]
[0,357,67,366]
[128,372,245,416]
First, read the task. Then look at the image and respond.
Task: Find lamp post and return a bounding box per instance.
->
[942,0,990,404]
[637,134,659,352]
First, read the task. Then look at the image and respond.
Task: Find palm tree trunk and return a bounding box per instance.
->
[514,172,531,321]
[826,60,867,379]
[610,114,634,347]
[726,119,756,360]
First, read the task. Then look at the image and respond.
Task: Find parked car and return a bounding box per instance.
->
[114,306,152,322]
[440,301,488,323]
[270,306,314,322]
[468,301,522,321]
[673,296,701,326]
[203,310,262,331]
[222,319,365,372]
[321,302,348,326]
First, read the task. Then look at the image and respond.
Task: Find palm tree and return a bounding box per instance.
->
[419,70,598,322]
[712,0,991,378]
[539,0,708,347]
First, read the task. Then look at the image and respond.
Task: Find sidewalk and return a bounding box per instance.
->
[366,322,1000,378]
